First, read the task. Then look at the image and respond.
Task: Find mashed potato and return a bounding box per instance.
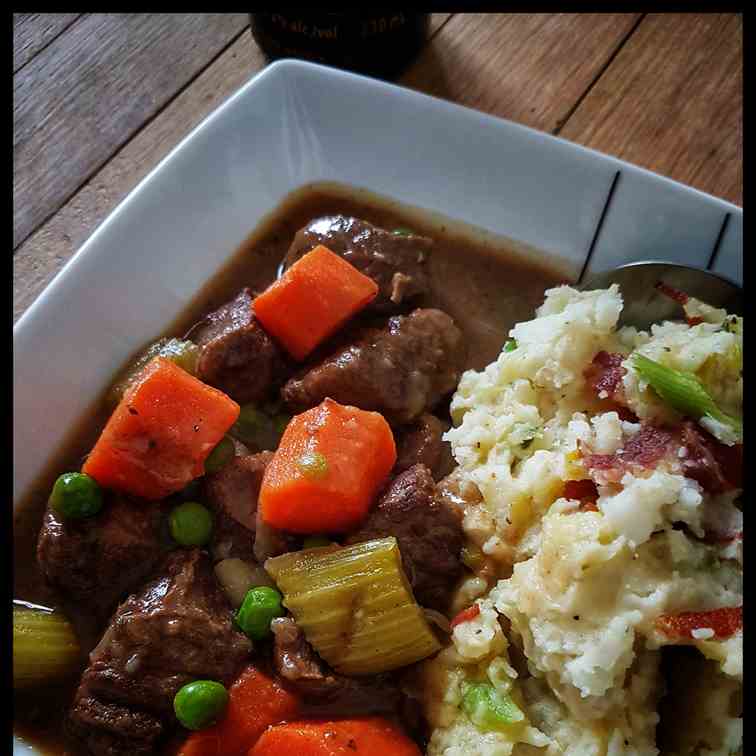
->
[425,285,743,756]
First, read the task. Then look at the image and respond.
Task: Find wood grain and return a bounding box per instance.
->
[13,16,453,323]
[14,32,268,323]
[13,13,742,323]
[13,13,82,72]
[13,13,249,249]
[429,13,453,35]
[560,13,742,205]
[400,13,641,132]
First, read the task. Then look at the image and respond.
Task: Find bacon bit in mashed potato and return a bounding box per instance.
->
[450,604,481,629]
[584,351,627,403]
[656,606,742,640]
[562,479,599,507]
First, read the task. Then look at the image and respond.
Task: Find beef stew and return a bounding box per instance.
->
[13,184,566,754]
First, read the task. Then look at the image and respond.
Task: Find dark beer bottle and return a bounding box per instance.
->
[250,12,430,79]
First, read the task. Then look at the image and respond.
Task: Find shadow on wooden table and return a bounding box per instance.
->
[399,41,452,102]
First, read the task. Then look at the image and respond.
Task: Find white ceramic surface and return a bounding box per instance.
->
[711,212,743,285]
[13,59,742,754]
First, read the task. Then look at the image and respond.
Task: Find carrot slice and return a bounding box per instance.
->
[248,717,421,756]
[259,398,396,534]
[253,245,378,361]
[83,357,239,500]
[177,666,300,756]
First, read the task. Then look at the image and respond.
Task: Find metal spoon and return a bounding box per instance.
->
[580,261,743,329]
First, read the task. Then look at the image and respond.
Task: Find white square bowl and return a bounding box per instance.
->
[13,58,742,754]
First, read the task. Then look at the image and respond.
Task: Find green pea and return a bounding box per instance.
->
[297,451,328,480]
[169,501,213,546]
[174,680,228,730]
[503,339,518,353]
[204,436,235,474]
[302,536,332,550]
[49,473,103,520]
[236,586,284,641]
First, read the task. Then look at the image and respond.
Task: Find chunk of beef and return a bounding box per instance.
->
[188,288,288,404]
[36,495,163,621]
[285,215,431,312]
[203,452,295,562]
[68,550,251,755]
[347,464,463,612]
[282,309,465,425]
[66,697,163,756]
[271,617,401,716]
[204,452,273,562]
[394,413,455,481]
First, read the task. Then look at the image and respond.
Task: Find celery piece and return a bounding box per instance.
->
[13,605,81,688]
[633,354,742,437]
[215,558,276,608]
[107,337,200,405]
[265,537,441,676]
[461,681,525,732]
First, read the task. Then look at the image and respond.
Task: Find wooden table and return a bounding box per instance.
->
[13,13,742,323]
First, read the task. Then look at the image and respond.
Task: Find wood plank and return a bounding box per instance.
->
[400,13,641,131]
[12,17,454,323]
[429,13,452,35]
[14,32,268,323]
[13,13,82,72]
[559,13,742,205]
[13,13,249,249]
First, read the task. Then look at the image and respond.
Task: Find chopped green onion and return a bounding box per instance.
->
[461,681,524,732]
[297,451,329,480]
[392,227,414,236]
[503,339,518,353]
[632,354,742,436]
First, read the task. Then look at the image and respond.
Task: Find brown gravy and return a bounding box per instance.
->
[13,183,569,754]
